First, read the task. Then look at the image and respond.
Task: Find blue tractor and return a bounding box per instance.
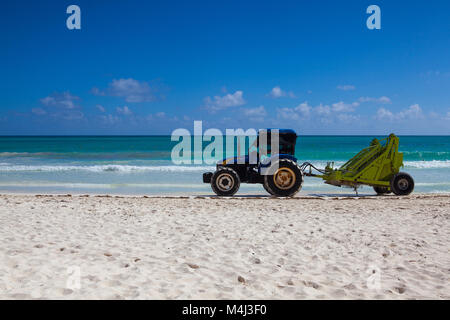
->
[203,129,303,197]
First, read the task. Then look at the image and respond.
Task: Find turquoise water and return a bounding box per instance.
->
[0,136,449,195]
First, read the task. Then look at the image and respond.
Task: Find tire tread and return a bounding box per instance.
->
[263,159,303,197]
[211,167,241,196]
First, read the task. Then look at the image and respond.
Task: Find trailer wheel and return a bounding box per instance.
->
[373,186,391,195]
[211,167,240,196]
[390,172,414,196]
[263,159,303,197]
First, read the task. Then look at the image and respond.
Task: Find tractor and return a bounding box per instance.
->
[203,130,414,197]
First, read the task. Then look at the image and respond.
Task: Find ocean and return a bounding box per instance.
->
[0,135,449,195]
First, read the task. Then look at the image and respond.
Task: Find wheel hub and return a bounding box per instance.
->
[217,173,234,192]
[398,178,409,191]
[273,167,296,190]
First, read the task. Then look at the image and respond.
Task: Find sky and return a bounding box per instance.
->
[1,0,449,135]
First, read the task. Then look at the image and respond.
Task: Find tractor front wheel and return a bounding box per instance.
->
[390,172,414,196]
[211,167,240,196]
[263,159,303,197]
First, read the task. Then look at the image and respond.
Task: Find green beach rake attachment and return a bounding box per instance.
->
[300,134,414,196]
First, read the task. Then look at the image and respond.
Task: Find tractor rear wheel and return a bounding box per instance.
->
[263,159,303,197]
[263,182,275,196]
[373,186,391,195]
[211,167,240,196]
[390,172,414,196]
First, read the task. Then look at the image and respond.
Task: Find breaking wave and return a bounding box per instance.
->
[1,161,450,173]
[403,160,450,169]
[0,151,172,160]
[0,164,215,173]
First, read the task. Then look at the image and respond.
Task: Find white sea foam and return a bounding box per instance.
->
[0,160,449,173]
[0,164,215,173]
[0,152,54,157]
[404,160,450,169]
[0,182,208,189]
[415,182,450,187]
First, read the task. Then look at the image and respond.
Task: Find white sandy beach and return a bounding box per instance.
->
[0,193,449,300]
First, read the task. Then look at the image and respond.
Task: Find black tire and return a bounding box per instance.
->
[211,167,240,196]
[373,186,391,195]
[390,172,414,196]
[263,182,275,196]
[263,159,303,197]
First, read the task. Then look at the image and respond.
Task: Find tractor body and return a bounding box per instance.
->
[203,129,298,185]
[203,129,303,197]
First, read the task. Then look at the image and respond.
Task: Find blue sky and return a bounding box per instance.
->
[1,0,449,135]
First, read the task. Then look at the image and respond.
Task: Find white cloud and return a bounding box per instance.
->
[331,101,359,112]
[277,107,302,121]
[100,114,120,125]
[337,114,360,122]
[91,87,105,96]
[37,92,84,120]
[242,106,267,122]
[337,85,356,91]
[204,90,245,112]
[110,78,153,103]
[295,102,312,117]
[268,86,296,98]
[376,104,423,121]
[59,110,84,120]
[359,96,391,104]
[32,108,47,115]
[277,102,313,121]
[270,86,284,98]
[40,92,79,109]
[243,106,267,117]
[378,96,391,104]
[96,105,105,112]
[376,108,395,121]
[399,104,423,119]
[116,106,132,115]
[94,78,155,103]
[146,112,167,121]
[277,100,361,123]
[315,104,331,116]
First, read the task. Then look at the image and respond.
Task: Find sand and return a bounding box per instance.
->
[0,193,449,300]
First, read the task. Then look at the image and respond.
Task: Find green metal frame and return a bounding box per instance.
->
[314,134,404,189]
